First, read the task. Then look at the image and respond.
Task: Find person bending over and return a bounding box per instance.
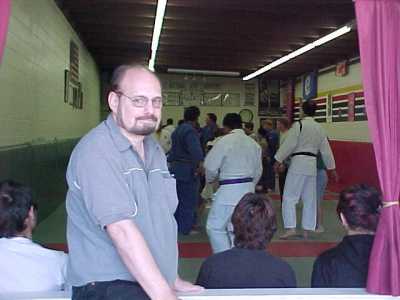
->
[0,179,68,293]
[196,193,296,288]
[311,184,381,287]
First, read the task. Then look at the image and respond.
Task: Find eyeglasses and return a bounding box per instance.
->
[116,91,163,108]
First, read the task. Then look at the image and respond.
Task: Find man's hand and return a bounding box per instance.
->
[273,161,282,173]
[328,169,339,183]
[174,277,204,294]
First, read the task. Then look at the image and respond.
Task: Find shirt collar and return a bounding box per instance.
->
[106,114,132,152]
[2,237,33,244]
[231,128,245,134]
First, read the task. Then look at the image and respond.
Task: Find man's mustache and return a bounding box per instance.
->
[136,115,158,122]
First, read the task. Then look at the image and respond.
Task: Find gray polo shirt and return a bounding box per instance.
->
[66,115,179,287]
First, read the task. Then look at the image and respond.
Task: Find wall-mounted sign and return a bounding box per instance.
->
[335,60,348,77]
[303,71,317,101]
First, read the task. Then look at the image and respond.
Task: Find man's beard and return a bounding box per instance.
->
[119,114,159,136]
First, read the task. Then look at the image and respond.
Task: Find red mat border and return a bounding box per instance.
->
[45,242,337,258]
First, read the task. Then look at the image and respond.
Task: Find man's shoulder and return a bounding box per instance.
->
[74,121,111,155]
[0,238,67,263]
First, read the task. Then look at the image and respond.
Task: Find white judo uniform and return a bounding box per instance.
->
[274,117,335,231]
[204,129,262,253]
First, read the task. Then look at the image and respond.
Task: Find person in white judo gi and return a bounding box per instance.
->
[204,113,262,253]
[274,100,338,239]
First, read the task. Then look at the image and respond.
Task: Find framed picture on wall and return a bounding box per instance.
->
[221,93,240,106]
[64,69,70,103]
[202,93,222,106]
[163,92,181,106]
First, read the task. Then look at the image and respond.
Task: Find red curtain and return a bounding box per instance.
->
[355,0,400,295]
[0,0,11,64]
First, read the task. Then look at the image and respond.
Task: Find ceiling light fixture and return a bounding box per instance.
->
[149,0,167,71]
[167,68,240,77]
[243,24,353,81]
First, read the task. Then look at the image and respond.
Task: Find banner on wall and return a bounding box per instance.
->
[347,92,356,121]
[286,79,295,123]
[303,71,318,100]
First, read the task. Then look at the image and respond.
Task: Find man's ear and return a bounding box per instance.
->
[108,91,120,113]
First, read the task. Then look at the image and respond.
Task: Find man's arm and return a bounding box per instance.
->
[253,145,263,184]
[319,138,339,182]
[204,141,224,183]
[107,220,178,300]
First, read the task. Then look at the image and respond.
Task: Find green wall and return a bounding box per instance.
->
[0,0,101,146]
[0,0,101,221]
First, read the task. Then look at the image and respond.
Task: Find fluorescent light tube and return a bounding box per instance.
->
[148,0,167,71]
[167,68,240,77]
[243,24,352,81]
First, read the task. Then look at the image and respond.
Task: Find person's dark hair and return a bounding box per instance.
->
[207,113,217,124]
[337,184,382,232]
[166,118,174,125]
[244,122,254,131]
[0,180,36,238]
[277,118,290,129]
[302,100,317,117]
[184,106,201,122]
[222,113,242,130]
[178,119,184,126]
[232,193,277,250]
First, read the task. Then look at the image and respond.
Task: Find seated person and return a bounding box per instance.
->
[196,193,296,288]
[0,180,68,293]
[311,184,382,288]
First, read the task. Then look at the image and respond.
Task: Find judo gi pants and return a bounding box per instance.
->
[282,172,317,231]
[206,201,235,253]
[174,178,200,235]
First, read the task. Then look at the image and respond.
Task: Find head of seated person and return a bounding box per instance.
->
[196,193,296,289]
[232,193,277,250]
[311,184,382,288]
[0,180,68,293]
[337,184,381,236]
[0,180,37,239]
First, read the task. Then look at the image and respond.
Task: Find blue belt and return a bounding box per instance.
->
[219,177,253,185]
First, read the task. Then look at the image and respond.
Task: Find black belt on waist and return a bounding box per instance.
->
[219,177,253,185]
[291,152,317,158]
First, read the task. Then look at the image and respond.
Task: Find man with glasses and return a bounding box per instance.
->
[66,65,202,300]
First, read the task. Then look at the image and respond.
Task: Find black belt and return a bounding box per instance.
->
[219,177,253,185]
[291,152,317,158]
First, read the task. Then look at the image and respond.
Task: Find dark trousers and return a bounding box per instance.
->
[278,169,288,202]
[174,178,200,234]
[266,160,276,191]
[72,280,150,300]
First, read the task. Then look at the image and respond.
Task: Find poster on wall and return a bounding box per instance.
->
[244,83,256,106]
[258,76,280,116]
[303,71,317,100]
